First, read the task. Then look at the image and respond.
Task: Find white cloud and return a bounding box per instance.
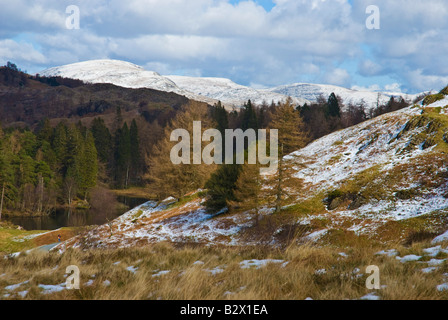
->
[0,39,47,64]
[0,0,447,92]
[324,68,351,87]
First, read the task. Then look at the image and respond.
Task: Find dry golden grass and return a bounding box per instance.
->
[1,240,448,300]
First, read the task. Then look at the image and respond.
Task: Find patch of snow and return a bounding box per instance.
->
[38,283,66,295]
[433,231,448,244]
[303,229,328,242]
[359,292,381,300]
[375,249,400,257]
[126,266,139,274]
[239,259,286,269]
[84,280,94,287]
[423,246,442,257]
[396,255,422,263]
[152,270,170,278]
[206,266,226,275]
[427,259,446,266]
[437,283,448,292]
[421,267,438,274]
[5,280,29,291]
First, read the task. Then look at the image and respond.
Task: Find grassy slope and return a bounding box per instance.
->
[0,224,78,254]
[1,241,448,300]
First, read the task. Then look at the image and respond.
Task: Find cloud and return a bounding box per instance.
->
[324,68,351,87]
[0,0,447,92]
[0,39,47,65]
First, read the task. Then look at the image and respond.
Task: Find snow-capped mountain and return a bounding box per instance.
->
[165,75,309,107]
[269,83,422,110]
[40,60,181,93]
[40,59,421,110]
[39,60,219,106]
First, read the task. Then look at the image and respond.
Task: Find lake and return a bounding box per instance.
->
[6,196,149,231]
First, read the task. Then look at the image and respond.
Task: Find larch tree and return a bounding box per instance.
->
[146,101,218,200]
[267,98,308,212]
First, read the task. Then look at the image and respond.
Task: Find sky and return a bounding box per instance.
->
[1,0,448,94]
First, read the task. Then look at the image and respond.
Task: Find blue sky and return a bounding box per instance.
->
[1,0,448,93]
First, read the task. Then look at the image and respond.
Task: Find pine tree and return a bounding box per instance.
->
[129,119,140,184]
[204,163,241,211]
[76,131,98,199]
[115,122,131,188]
[0,133,15,220]
[91,117,112,164]
[242,100,259,131]
[37,118,54,143]
[52,122,69,175]
[229,162,262,218]
[327,92,341,118]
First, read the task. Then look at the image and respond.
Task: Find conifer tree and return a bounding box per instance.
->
[327,92,341,118]
[204,163,241,211]
[147,101,217,200]
[229,162,262,218]
[129,119,140,183]
[91,117,112,164]
[242,100,259,131]
[76,131,98,199]
[0,132,15,220]
[267,99,308,212]
[270,98,309,155]
[115,122,131,188]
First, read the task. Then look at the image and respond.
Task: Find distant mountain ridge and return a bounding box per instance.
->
[40,59,423,110]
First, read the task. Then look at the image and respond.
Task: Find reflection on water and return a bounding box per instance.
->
[7,197,148,231]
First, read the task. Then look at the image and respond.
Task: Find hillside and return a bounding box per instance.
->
[40,59,421,110]
[269,83,422,111]
[57,93,448,251]
[165,75,309,107]
[0,66,192,129]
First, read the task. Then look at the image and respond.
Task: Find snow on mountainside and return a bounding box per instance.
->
[40,60,180,92]
[269,83,422,111]
[39,60,219,106]
[166,75,309,107]
[40,59,422,111]
[56,96,448,251]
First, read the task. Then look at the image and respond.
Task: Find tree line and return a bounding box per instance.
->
[0,109,145,218]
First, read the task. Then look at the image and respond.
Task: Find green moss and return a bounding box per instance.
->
[166,192,201,209]
[284,193,327,216]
